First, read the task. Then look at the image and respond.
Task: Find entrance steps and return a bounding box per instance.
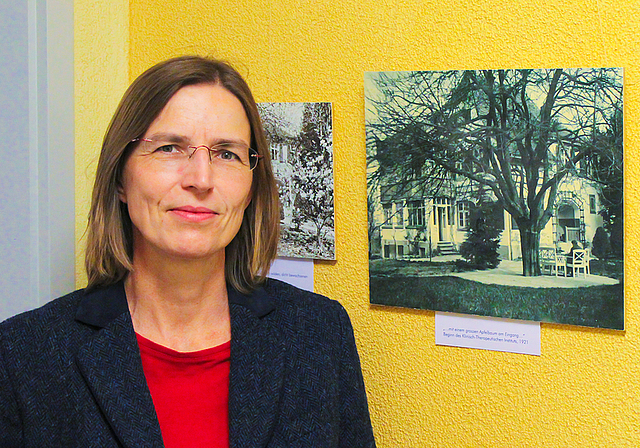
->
[437,241,458,255]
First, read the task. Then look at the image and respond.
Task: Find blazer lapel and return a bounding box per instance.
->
[228,287,285,448]
[75,283,164,448]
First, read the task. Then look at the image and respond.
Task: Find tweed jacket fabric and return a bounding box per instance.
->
[0,279,376,447]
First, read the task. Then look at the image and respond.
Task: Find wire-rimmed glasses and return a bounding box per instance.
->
[131,137,262,172]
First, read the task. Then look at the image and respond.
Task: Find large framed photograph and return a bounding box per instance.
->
[366,68,624,330]
[258,102,335,260]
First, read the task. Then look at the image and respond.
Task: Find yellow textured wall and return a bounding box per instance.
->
[75,0,640,445]
[74,0,130,285]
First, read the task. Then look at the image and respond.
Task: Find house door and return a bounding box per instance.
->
[437,207,447,241]
[433,197,452,243]
[558,204,580,243]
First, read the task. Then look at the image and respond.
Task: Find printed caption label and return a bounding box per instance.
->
[435,312,541,356]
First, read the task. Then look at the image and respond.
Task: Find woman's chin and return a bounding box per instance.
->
[168,246,226,261]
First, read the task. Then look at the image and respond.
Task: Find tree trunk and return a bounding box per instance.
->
[519,228,541,276]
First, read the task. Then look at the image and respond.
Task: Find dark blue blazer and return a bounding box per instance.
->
[0,279,376,447]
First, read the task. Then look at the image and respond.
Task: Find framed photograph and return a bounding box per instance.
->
[259,102,335,260]
[366,68,624,330]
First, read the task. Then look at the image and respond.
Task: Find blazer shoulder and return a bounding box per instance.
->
[263,278,345,315]
[261,278,354,340]
[0,288,86,346]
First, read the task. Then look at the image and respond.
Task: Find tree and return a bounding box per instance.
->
[366,68,623,276]
[259,102,298,143]
[581,108,623,258]
[292,103,335,250]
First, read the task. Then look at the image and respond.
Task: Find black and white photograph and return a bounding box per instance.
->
[366,68,624,330]
[259,102,335,260]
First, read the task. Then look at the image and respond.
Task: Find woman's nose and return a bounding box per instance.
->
[181,146,215,191]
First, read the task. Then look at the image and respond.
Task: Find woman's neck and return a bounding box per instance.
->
[124,251,231,352]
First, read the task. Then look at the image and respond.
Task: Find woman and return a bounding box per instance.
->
[0,56,376,447]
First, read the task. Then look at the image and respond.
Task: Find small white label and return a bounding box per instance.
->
[435,312,541,356]
[268,257,314,292]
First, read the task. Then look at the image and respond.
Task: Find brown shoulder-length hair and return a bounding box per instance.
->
[85,56,280,293]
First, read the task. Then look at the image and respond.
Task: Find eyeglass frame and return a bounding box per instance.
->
[130,137,263,172]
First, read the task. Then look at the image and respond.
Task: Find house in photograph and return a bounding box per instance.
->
[369,169,604,262]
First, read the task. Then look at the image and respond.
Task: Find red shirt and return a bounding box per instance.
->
[136,334,231,448]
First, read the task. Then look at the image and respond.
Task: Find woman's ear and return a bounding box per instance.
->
[244,191,253,209]
[244,178,255,209]
[117,183,127,203]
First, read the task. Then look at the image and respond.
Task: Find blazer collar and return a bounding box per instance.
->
[227,284,277,318]
[75,282,129,328]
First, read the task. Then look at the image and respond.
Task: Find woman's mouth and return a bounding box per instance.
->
[169,206,217,222]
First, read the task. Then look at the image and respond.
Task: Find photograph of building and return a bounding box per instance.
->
[366,68,624,329]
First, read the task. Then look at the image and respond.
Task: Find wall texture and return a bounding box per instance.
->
[74,0,129,285]
[76,0,640,445]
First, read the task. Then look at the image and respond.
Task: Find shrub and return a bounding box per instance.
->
[459,212,502,270]
[591,226,611,259]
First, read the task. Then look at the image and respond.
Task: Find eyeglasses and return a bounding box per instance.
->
[131,138,262,172]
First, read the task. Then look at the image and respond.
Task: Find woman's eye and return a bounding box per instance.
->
[218,150,238,160]
[156,144,178,153]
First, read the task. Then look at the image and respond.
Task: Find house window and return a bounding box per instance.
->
[271,142,290,163]
[271,142,287,163]
[395,202,404,227]
[589,195,597,215]
[457,201,470,229]
[510,215,519,230]
[408,200,425,227]
[383,203,393,227]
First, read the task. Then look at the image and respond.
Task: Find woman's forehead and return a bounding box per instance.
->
[146,84,251,143]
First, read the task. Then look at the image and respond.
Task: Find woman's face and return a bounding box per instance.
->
[119,83,253,263]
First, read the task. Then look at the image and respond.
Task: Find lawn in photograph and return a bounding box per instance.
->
[258,102,335,260]
[366,68,624,330]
